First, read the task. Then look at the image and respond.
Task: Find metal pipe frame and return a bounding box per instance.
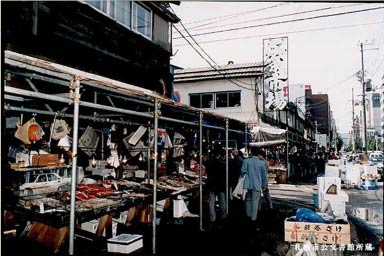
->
[69,78,80,255]
[225,118,229,215]
[152,99,159,255]
[199,111,203,231]
[147,123,151,185]
[4,105,137,126]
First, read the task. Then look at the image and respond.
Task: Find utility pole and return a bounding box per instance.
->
[351,88,355,152]
[360,42,368,153]
[315,120,318,153]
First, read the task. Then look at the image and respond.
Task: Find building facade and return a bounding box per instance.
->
[2,1,179,98]
[174,62,316,148]
[174,62,264,123]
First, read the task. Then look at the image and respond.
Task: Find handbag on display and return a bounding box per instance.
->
[15,117,45,145]
[51,119,70,140]
[78,126,99,157]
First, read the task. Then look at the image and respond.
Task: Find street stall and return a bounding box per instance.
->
[3,50,246,255]
[248,124,288,183]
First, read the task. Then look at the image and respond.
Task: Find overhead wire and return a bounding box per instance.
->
[174,2,288,27]
[170,6,259,90]
[174,21,384,47]
[183,3,290,31]
[173,6,384,39]
[172,25,256,91]
[180,3,367,33]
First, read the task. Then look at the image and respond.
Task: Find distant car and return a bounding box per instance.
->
[369,153,383,169]
[20,173,71,196]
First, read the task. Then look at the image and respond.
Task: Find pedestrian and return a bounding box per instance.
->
[241,147,268,226]
[229,148,243,196]
[257,149,273,209]
[205,147,227,229]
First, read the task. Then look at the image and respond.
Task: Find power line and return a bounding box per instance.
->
[174,21,384,47]
[184,3,290,31]
[172,25,255,91]
[180,3,366,33]
[174,3,288,27]
[175,19,256,87]
[371,56,384,78]
[173,6,384,40]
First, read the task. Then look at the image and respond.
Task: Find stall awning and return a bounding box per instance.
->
[249,120,287,147]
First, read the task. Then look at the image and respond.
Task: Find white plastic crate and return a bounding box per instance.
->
[107,234,143,254]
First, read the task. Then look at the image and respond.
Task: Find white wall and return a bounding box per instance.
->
[174,77,262,123]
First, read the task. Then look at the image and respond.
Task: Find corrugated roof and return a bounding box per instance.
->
[174,62,264,82]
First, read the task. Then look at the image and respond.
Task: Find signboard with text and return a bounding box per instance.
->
[263,37,289,111]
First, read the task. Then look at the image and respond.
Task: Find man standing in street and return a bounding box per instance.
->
[258,149,273,209]
[241,147,268,226]
[229,148,243,196]
[205,147,227,230]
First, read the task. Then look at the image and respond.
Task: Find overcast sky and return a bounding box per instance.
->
[170,2,384,133]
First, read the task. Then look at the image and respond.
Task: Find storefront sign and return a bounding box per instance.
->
[263,37,288,111]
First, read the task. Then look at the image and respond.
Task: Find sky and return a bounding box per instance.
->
[170,2,384,133]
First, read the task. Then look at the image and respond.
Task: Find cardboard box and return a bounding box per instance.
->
[284,217,350,245]
[81,219,117,237]
[31,154,59,166]
[107,234,143,254]
[363,165,377,175]
[135,170,146,178]
[325,165,341,177]
[327,160,340,166]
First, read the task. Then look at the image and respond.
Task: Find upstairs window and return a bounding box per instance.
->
[216,91,241,108]
[114,0,131,27]
[190,94,213,109]
[85,1,152,39]
[190,91,240,109]
[132,2,152,39]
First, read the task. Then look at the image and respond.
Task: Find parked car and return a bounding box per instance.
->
[20,173,71,195]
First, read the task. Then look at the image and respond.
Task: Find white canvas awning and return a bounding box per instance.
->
[249,120,287,147]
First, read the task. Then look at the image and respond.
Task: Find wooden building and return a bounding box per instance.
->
[2,1,179,98]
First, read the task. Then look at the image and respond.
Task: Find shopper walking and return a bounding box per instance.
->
[229,148,243,195]
[241,147,268,225]
[258,149,273,209]
[205,147,227,229]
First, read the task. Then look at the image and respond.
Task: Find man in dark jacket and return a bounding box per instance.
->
[205,148,227,226]
[229,148,243,195]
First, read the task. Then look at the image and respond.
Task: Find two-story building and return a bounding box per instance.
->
[2,1,180,97]
[174,62,315,149]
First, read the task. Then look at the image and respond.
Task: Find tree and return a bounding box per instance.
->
[367,136,376,151]
[336,133,343,152]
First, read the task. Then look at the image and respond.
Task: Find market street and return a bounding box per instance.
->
[2,2,384,256]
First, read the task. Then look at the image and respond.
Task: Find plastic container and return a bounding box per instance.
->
[313,191,319,208]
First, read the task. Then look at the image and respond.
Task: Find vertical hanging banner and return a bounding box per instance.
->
[263,37,289,111]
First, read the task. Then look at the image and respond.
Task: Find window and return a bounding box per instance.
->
[86,0,107,12]
[114,0,131,27]
[216,91,241,108]
[189,91,240,109]
[132,2,152,38]
[189,94,213,109]
[85,1,152,39]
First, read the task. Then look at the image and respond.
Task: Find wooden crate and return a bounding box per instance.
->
[284,217,350,245]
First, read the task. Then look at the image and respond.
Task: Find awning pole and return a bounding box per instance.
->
[245,124,248,153]
[199,111,203,231]
[147,121,151,185]
[225,118,229,215]
[69,77,80,256]
[152,99,159,255]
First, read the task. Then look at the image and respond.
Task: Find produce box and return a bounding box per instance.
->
[107,234,143,254]
[31,154,59,166]
[284,217,350,245]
